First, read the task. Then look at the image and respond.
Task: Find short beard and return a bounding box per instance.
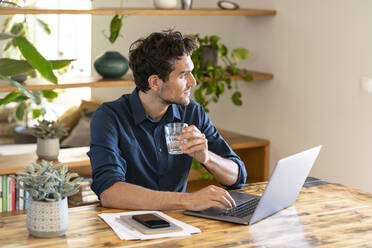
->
[161,97,189,106]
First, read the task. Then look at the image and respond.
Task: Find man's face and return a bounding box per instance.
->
[158,54,196,106]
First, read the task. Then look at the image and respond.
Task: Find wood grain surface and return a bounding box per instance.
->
[1,182,372,247]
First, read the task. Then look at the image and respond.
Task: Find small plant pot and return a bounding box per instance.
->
[37,138,60,161]
[200,46,218,70]
[27,198,68,238]
[10,74,28,83]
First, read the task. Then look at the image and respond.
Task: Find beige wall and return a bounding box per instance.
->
[91,0,372,192]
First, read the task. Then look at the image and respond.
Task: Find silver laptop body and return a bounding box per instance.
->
[184,145,322,225]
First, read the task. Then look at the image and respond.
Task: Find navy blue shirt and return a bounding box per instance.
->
[88,89,247,197]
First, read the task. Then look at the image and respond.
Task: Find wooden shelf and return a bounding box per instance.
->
[0,76,134,92]
[0,146,89,175]
[0,8,276,16]
[0,71,273,92]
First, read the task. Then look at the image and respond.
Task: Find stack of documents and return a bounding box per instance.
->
[98,210,201,240]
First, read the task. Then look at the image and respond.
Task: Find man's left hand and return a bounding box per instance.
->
[178,125,209,164]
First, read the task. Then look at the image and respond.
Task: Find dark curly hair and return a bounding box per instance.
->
[129,30,198,92]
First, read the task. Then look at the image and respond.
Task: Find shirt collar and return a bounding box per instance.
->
[129,89,182,125]
[129,89,147,125]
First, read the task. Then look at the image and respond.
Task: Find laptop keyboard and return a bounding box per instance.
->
[303,176,330,188]
[221,197,260,218]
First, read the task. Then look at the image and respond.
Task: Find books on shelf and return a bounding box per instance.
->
[0,174,28,212]
[68,177,99,206]
[0,175,99,211]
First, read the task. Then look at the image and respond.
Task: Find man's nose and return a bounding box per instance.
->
[187,73,197,87]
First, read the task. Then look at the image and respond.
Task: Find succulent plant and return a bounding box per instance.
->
[34,119,69,139]
[16,160,82,202]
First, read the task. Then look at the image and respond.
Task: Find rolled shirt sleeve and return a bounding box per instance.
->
[87,107,127,197]
[199,105,247,189]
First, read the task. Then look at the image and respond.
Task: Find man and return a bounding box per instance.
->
[88,30,247,211]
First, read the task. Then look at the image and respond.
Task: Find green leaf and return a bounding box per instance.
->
[41,90,58,99]
[0,58,74,76]
[0,91,22,105]
[232,91,242,106]
[209,35,220,44]
[0,58,33,76]
[10,23,24,35]
[13,94,29,102]
[109,15,123,44]
[50,59,74,69]
[206,84,214,95]
[32,91,42,105]
[16,102,26,121]
[36,18,51,35]
[231,48,251,61]
[14,36,58,84]
[218,44,227,57]
[218,83,224,94]
[0,32,16,40]
[243,71,253,82]
[191,159,204,170]
[32,109,42,119]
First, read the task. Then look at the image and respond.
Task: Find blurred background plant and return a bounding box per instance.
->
[191,34,252,112]
[190,34,252,179]
[0,0,73,129]
[91,0,126,44]
[34,119,69,139]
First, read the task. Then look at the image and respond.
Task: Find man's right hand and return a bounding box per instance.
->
[185,185,236,211]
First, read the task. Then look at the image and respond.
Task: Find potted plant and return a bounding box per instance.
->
[191,34,252,112]
[34,119,69,161]
[16,160,82,238]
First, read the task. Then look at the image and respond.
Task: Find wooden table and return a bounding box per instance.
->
[1,182,372,247]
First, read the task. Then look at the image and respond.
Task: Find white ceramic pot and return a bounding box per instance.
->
[27,198,68,238]
[153,0,177,9]
[37,137,60,161]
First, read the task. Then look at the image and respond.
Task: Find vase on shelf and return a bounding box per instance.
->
[153,0,177,9]
[94,51,129,79]
[181,0,193,9]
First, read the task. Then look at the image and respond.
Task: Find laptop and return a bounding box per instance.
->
[184,145,322,225]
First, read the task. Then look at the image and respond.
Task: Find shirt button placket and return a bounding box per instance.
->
[154,126,166,175]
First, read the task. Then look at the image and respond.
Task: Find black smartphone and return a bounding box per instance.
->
[132,214,170,229]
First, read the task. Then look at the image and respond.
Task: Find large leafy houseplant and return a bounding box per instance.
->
[191,34,252,112]
[0,34,73,128]
[0,2,73,128]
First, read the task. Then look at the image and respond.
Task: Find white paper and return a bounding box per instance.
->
[98,210,201,240]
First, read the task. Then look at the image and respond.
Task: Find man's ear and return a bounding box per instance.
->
[148,75,163,92]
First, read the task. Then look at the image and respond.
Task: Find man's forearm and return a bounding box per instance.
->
[204,151,239,186]
[100,181,189,210]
